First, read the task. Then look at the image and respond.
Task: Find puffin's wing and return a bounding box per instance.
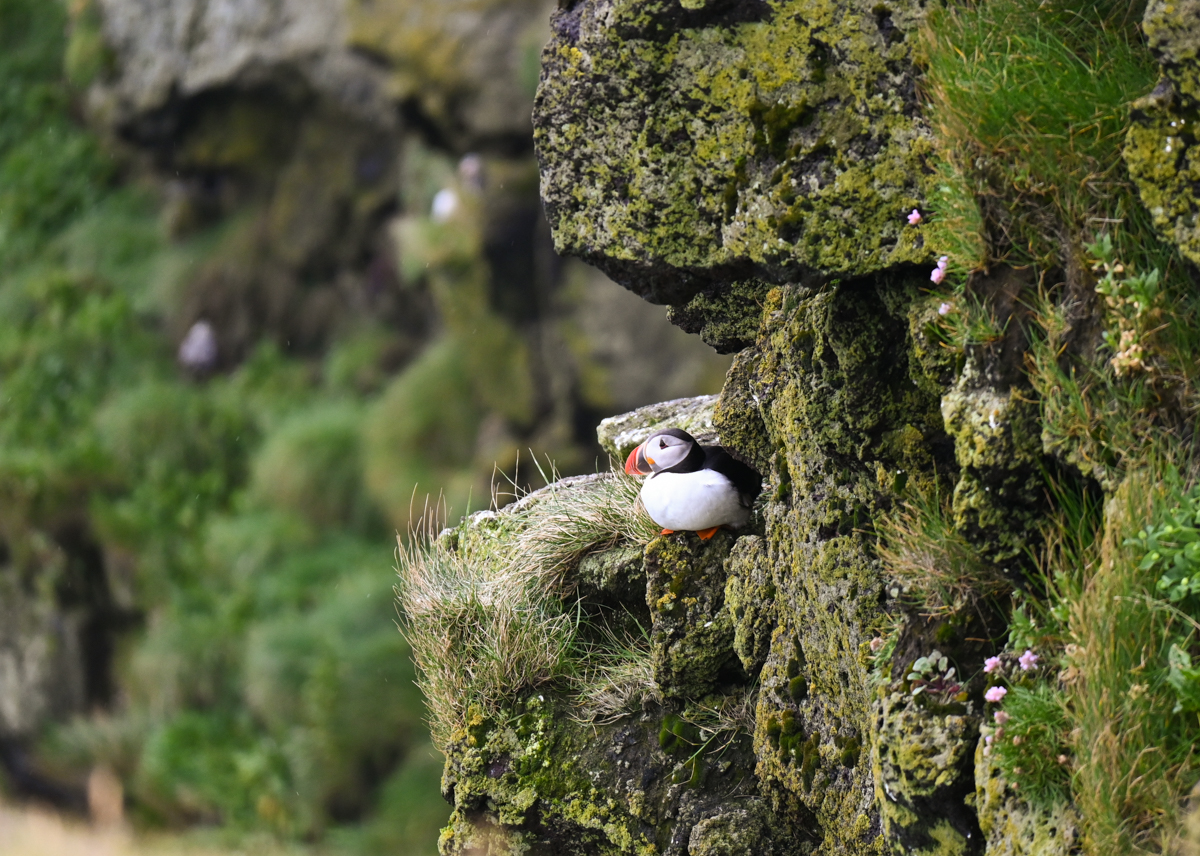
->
[704,447,763,507]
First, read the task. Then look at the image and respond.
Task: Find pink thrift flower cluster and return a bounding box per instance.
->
[907,208,922,225]
[985,686,1007,703]
[994,710,1010,725]
[983,656,1001,673]
[1019,649,1039,670]
[930,256,949,285]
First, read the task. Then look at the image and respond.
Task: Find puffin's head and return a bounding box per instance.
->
[624,428,697,475]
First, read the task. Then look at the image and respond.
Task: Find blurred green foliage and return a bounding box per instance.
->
[0,0,446,851]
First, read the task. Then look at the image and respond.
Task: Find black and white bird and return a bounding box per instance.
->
[624,428,762,539]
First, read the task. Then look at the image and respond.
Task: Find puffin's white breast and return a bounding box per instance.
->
[639,469,750,532]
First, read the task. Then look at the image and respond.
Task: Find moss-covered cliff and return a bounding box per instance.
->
[403,1,1200,854]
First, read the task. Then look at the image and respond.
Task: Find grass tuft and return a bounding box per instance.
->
[921,0,1158,268]
[877,489,1012,617]
[396,473,659,748]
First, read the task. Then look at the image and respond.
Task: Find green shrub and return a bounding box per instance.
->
[249,402,380,532]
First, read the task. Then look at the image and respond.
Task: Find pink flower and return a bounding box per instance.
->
[984,733,993,745]
[1019,649,1039,671]
[930,266,946,285]
[985,686,1007,703]
[869,637,884,652]
[994,711,1010,725]
[937,256,949,270]
[983,656,1002,673]
[938,302,953,316]
[907,209,922,225]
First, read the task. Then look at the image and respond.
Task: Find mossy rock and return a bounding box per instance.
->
[534,0,934,305]
[711,276,956,854]
[1125,0,1200,263]
[870,689,982,856]
[644,530,741,699]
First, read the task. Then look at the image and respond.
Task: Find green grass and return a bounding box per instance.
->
[990,682,1072,809]
[1068,462,1200,853]
[922,0,1158,269]
[877,487,1011,617]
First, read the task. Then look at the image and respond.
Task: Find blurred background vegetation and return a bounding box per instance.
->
[0,0,730,851]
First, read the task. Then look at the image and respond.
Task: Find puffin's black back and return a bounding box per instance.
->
[703,447,763,507]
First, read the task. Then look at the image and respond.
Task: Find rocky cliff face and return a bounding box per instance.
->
[408,1,1200,854]
[0,0,731,835]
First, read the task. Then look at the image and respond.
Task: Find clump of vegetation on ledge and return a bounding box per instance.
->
[876,1,1200,851]
[396,473,660,748]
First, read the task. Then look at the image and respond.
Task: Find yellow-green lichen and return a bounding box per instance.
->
[870,689,981,856]
[712,275,956,854]
[535,0,934,302]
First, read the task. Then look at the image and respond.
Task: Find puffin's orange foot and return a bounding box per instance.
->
[661,528,675,535]
[695,526,721,540]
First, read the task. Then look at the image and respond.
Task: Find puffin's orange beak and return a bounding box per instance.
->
[625,443,651,475]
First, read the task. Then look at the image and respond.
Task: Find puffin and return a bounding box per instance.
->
[624,428,762,538]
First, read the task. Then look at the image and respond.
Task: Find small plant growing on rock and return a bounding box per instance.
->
[906,650,962,698]
[1090,234,1164,378]
[1127,480,1200,607]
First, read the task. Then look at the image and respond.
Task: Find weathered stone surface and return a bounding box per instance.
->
[93,0,393,126]
[533,0,934,304]
[870,690,981,856]
[596,394,720,463]
[645,531,740,699]
[1125,0,1200,263]
[346,0,553,146]
[718,276,954,855]
[724,535,773,678]
[0,572,87,737]
[92,0,552,147]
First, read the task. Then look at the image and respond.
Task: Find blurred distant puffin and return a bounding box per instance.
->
[625,428,762,538]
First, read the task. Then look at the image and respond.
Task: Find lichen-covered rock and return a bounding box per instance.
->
[645,531,741,699]
[596,395,720,462]
[870,690,982,856]
[667,279,775,354]
[533,0,935,305]
[1124,0,1200,263]
[724,535,774,678]
[1143,0,1200,109]
[713,276,955,854]
[424,477,806,855]
[973,728,1079,856]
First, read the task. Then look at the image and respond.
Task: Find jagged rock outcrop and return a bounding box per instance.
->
[533,0,933,304]
[427,0,1200,854]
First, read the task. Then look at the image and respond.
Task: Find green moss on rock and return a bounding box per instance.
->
[710,275,955,854]
[724,535,775,678]
[1124,1,1200,263]
[645,531,741,699]
[870,689,982,856]
[534,0,934,304]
